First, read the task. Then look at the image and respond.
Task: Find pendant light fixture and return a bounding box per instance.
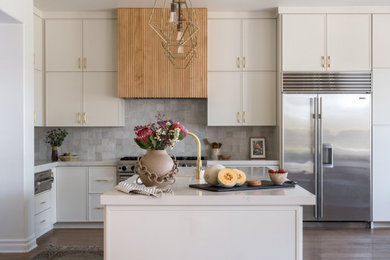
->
[149,0,199,69]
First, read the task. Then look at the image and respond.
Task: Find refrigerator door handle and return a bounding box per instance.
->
[313,97,318,219]
[318,97,324,219]
[322,144,334,168]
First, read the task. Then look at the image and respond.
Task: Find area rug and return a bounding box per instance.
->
[32,245,103,260]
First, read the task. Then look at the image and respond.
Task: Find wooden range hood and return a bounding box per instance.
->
[117,8,207,98]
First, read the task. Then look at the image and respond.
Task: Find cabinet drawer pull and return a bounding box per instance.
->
[243,56,246,69]
[40,201,46,205]
[83,112,87,124]
[95,179,110,182]
[40,219,46,224]
[34,53,36,65]
[84,57,87,70]
[94,207,104,210]
[321,56,325,68]
[327,56,331,68]
[78,112,82,124]
[78,57,81,69]
[34,112,37,124]
[243,111,246,123]
[237,112,241,123]
[236,57,241,69]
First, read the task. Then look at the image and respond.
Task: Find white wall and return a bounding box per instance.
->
[0,0,35,252]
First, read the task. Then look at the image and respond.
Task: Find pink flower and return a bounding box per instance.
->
[136,127,153,142]
[173,122,187,138]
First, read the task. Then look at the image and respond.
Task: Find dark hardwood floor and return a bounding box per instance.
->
[0,228,389,259]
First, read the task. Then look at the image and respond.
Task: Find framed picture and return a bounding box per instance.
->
[250,137,266,159]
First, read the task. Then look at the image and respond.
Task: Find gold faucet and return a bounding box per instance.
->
[187,132,202,179]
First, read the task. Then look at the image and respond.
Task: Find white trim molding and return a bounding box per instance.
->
[0,234,37,253]
[371,222,390,229]
[278,6,390,14]
[208,10,277,19]
[42,11,117,19]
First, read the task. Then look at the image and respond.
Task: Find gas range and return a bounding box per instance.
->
[116,156,206,184]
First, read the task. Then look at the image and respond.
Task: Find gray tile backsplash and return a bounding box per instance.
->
[35,99,279,161]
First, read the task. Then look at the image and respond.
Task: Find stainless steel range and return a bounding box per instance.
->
[116,156,206,184]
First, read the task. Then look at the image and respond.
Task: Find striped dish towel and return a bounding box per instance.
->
[116,179,172,198]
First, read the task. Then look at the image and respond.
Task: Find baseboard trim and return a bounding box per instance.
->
[371,222,390,229]
[303,221,370,229]
[54,222,103,229]
[0,234,37,253]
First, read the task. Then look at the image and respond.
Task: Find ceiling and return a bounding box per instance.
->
[34,0,390,12]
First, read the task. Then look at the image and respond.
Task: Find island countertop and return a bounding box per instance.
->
[101,176,316,206]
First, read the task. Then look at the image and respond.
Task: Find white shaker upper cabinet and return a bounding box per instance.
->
[83,72,123,127]
[327,14,371,71]
[373,69,390,125]
[34,14,43,71]
[208,19,242,71]
[34,69,43,126]
[282,14,326,71]
[46,72,83,127]
[83,20,117,72]
[243,72,276,126]
[208,72,242,126]
[243,19,276,71]
[46,20,83,72]
[373,14,390,68]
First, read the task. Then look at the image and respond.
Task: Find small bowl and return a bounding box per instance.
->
[268,172,288,185]
[219,154,231,160]
[59,155,80,161]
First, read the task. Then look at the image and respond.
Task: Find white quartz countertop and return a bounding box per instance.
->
[34,160,117,173]
[101,176,315,206]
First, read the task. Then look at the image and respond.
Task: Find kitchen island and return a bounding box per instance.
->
[101,176,315,260]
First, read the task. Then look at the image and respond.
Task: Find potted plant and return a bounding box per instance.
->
[45,128,68,162]
[134,114,187,188]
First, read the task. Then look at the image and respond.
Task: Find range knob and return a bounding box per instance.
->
[121,166,127,171]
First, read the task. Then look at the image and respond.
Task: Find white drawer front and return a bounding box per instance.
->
[89,167,116,193]
[89,194,104,221]
[35,190,51,215]
[34,208,52,237]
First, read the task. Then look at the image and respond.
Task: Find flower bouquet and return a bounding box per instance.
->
[133,114,188,188]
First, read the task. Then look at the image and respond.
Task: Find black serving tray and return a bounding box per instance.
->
[189,180,296,192]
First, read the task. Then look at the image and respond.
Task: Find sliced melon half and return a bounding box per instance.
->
[217,168,238,188]
[233,169,247,186]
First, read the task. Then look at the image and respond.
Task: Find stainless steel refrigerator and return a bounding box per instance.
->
[282,73,371,221]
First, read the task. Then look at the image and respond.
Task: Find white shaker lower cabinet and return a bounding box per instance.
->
[56,167,88,222]
[56,166,116,222]
[208,72,242,126]
[83,72,123,127]
[373,126,390,222]
[243,72,276,126]
[46,72,83,127]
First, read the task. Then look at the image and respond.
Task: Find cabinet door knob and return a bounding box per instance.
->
[321,56,325,68]
[327,56,331,68]
[237,57,241,69]
[84,57,87,70]
[237,112,241,123]
[78,57,81,69]
[40,219,46,224]
[40,201,46,205]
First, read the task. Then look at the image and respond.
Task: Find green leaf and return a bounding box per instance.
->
[178,131,186,140]
[148,135,157,149]
[134,138,148,150]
